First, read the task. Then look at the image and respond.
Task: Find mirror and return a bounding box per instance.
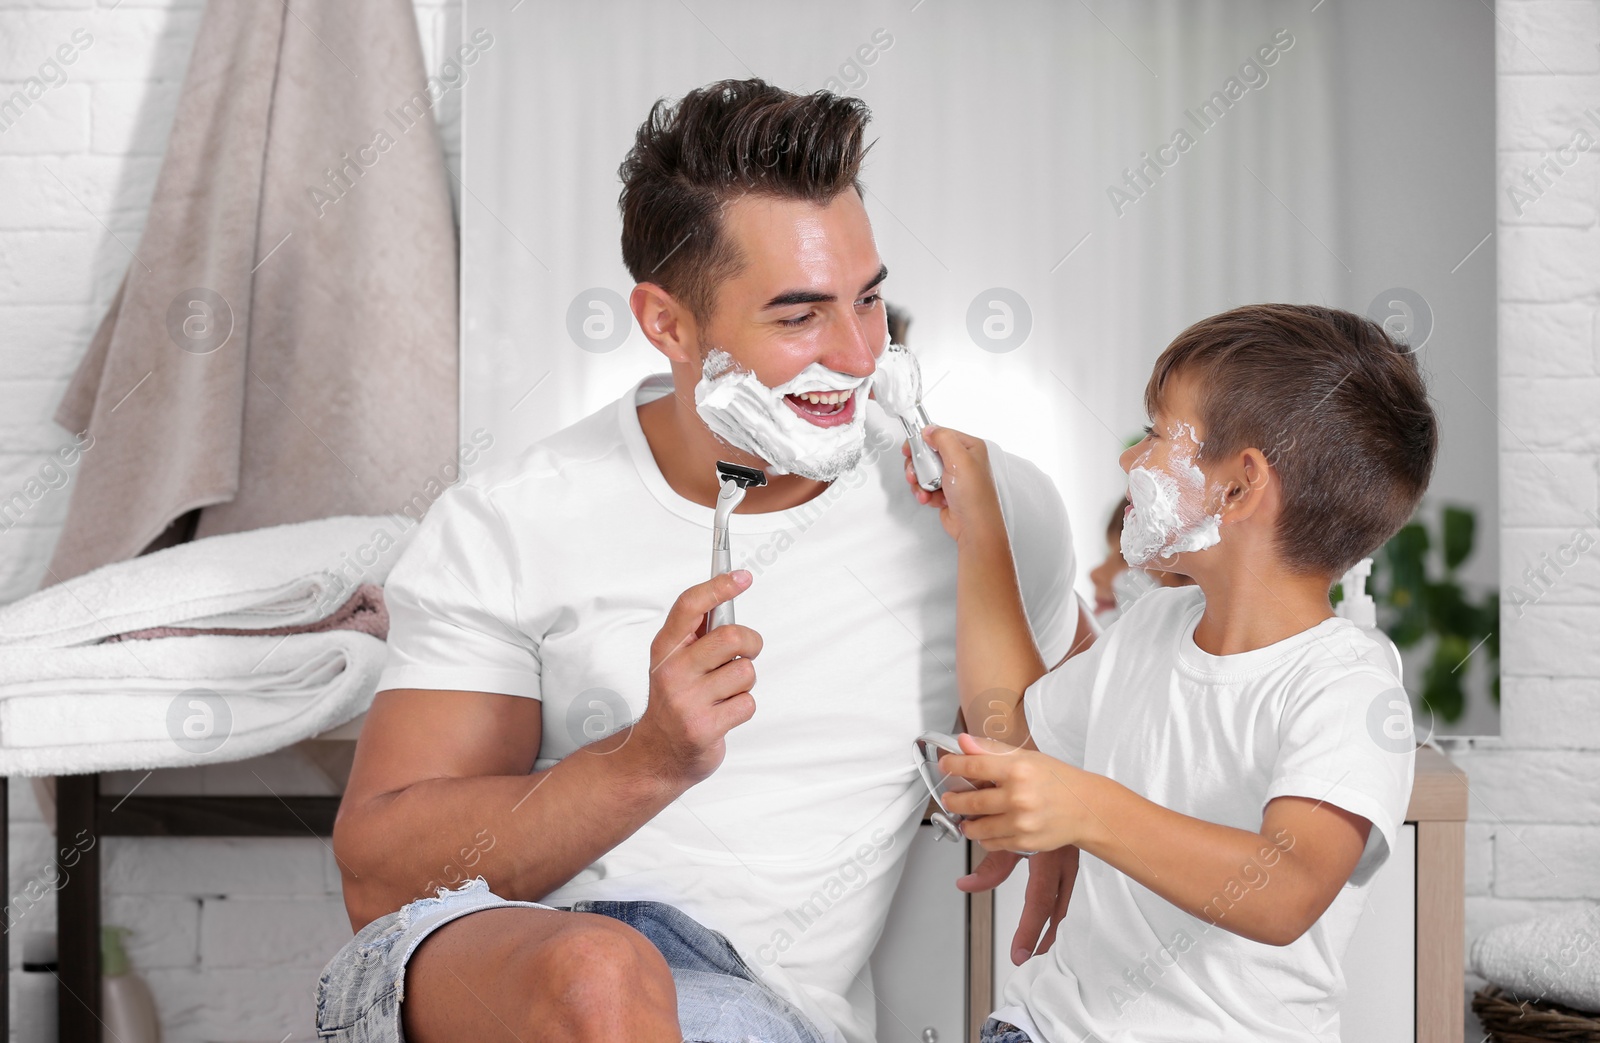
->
[459,0,1497,733]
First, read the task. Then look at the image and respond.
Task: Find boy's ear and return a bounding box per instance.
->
[1217,447,1274,524]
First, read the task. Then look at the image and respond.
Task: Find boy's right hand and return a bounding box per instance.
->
[632,570,763,787]
[904,425,1006,548]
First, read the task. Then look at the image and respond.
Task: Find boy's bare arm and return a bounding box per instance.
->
[1062,782,1370,947]
[908,428,1050,743]
[956,521,1049,744]
[940,740,1372,947]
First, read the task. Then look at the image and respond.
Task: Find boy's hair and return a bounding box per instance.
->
[618,78,874,325]
[1145,303,1437,577]
[886,302,911,346]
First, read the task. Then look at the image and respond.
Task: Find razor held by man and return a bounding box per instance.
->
[706,460,767,632]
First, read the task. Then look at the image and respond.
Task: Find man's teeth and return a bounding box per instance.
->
[792,389,854,406]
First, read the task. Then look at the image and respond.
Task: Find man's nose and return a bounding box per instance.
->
[822,308,884,377]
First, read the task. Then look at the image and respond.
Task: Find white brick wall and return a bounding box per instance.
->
[1448,0,1600,1031]
[5,749,373,1041]
[0,0,460,1039]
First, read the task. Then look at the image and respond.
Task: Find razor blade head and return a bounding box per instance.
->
[929,810,962,843]
[715,460,769,489]
[873,343,923,416]
[914,732,983,836]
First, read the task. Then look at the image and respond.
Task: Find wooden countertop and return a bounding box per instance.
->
[1408,743,1467,822]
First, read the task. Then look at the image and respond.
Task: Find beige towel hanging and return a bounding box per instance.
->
[46,0,458,586]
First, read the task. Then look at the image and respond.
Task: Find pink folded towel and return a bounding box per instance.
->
[101,583,389,643]
[45,0,458,587]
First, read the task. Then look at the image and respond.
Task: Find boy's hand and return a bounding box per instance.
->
[938,732,1095,854]
[902,426,1005,548]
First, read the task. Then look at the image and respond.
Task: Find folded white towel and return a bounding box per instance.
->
[0,514,416,646]
[1470,905,1600,1012]
[0,631,386,776]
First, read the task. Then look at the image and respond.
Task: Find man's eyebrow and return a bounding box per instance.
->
[760,263,889,310]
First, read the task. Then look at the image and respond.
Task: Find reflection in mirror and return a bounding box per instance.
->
[462,0,1496,733]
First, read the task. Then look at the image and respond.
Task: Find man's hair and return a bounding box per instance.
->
[617,78,873,324]
[1145,303,1438,577]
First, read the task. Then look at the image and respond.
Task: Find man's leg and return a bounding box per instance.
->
[401,906,681,1043]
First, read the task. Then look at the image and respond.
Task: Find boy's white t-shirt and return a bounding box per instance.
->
[992,585,1414,1043]
[375,373,1079,1043]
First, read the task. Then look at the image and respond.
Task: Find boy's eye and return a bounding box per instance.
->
[857,292,882,308]
[1142,424,1156,439]
[778,312,813,328]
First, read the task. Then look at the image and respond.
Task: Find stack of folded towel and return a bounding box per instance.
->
[0,515,416,776]
[1471,905,1600,1012]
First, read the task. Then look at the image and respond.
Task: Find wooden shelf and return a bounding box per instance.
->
[1409,744,1468,822]
[1411,744,1467,1043]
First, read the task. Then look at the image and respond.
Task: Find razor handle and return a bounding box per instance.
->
[901,406,943,492]
[707,536,735,632]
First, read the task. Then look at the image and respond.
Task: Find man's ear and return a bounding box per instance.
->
[1217,447,1274,524]
[631,282,696,363]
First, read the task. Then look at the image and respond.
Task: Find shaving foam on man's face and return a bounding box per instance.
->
[1120,416,1224,568]
[680,190,888,481]
[693,346,872,481]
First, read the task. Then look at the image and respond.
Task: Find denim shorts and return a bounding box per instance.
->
[314,876,829,1043]
[979,1017,1034,1043]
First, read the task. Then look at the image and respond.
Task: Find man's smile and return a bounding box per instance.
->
[783,388,857,426]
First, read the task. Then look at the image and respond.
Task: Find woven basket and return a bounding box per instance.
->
[1474,985,1600,1042]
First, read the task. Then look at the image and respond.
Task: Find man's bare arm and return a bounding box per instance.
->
[332,688,678,930]
[332,570,762,931]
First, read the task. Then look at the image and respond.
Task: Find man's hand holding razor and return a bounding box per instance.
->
[633,569,764,786]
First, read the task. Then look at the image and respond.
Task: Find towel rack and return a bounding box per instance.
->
[31,773,340,1040]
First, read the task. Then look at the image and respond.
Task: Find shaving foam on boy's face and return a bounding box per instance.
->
[694,347,871,481]
[1121,418,1224,568]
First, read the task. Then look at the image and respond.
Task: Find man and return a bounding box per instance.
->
[318,78,1091,1043]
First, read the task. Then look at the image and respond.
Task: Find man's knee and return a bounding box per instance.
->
[404,907,679,1043]
[524,913,677,1032]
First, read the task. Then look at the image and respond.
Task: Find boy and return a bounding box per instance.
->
[1088,496,1196,626]
[911,304,1437,1042]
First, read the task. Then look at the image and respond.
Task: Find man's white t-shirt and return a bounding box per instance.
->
[992,585,1414,1043]
[376,373,1079,1043]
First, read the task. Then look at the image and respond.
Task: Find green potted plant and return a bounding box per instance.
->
[1357,504,1499,723]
